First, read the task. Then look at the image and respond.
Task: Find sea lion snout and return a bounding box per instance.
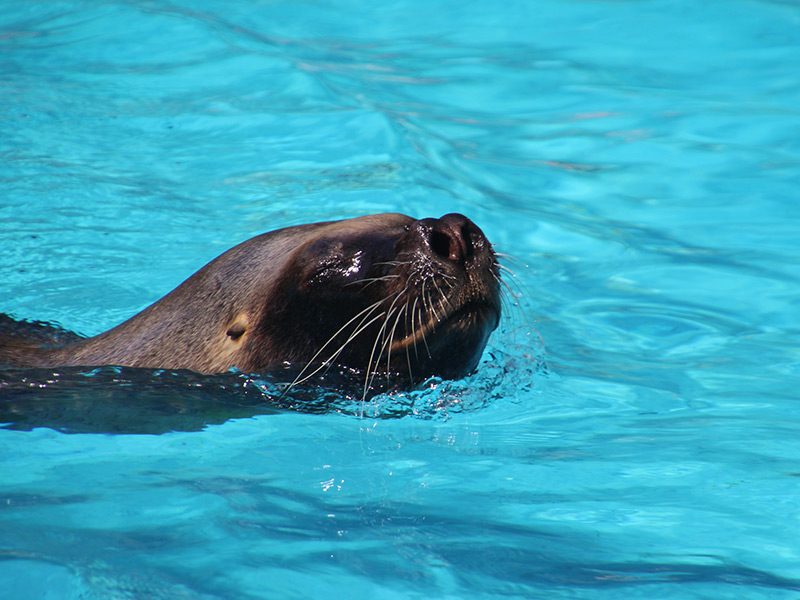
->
[407,213,494,272]
[400,213,499,316]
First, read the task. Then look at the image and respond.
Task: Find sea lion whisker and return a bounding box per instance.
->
[416,303,432,359]
[385,305,407,383]
[363,305,400,401]
[344,274,400,289]
[409,296,420,359]
[373,260,412,267]
[495,284,516,322]
[313,286,408,385]
[434,289,449,317]
[494,249,524,263]
[490,271,519,319]
[489,268,536,346]
[425,288,442,323]
[497,263,518,280]
[439,296,449,317]
[316,310,390,381]
[284,297,388,391]
[288,308,388,389]
[369,317,399,397]
[490,271,509,302]
[361,286,409,400]
[431,278,455,313]
[420,279,438,322]
[402,300,414,381]
[495,269,523,301]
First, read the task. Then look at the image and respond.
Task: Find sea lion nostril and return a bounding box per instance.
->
[429,213,479,263]
[433,226,469,262]
[430,229,453,260]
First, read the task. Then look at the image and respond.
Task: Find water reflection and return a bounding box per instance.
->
[0,339,537,434]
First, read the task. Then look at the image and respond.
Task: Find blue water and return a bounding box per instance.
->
[2,0,800,597]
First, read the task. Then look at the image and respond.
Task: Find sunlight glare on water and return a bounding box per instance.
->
[1,0,800,598]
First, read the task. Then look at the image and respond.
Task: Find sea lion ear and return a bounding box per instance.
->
[225,315,249,341]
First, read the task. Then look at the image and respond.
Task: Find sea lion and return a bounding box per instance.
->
[0,213,501,389]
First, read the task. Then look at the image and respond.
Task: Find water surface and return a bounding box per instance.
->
[1,1,800,598]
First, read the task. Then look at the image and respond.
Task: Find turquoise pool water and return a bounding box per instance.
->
[2,0,800,597]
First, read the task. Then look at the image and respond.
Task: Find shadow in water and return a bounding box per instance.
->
[0,353,523,435]
[0,367,294,435]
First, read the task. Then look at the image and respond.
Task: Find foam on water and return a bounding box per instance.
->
[1,1,799,598]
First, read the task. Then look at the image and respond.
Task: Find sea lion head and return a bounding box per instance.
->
[8,213,501,389]
[231,212,501,387]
